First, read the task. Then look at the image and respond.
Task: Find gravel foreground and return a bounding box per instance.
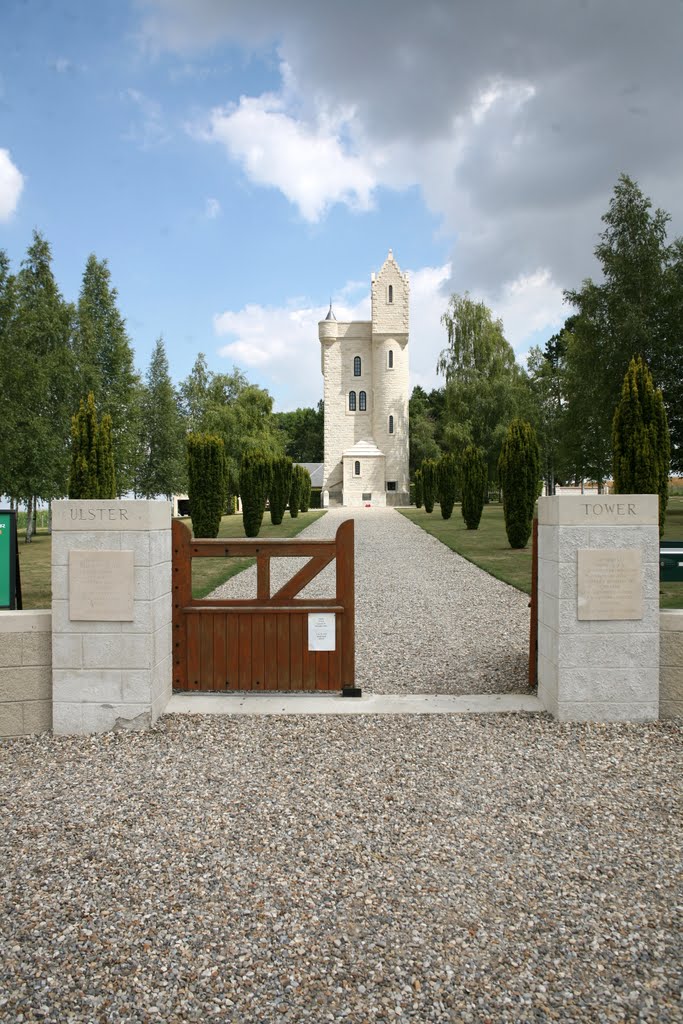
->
[2,714,681,1023]
[211,508,531,696]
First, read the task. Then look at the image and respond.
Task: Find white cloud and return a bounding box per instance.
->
[204,196,221,219]
[142,0,683,296]
[0,149,24,220]
[195,93,376,222]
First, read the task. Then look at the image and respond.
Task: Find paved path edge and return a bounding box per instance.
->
[165,692,544,716]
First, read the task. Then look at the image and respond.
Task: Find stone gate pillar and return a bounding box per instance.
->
[51,500,172,734]
[537,494,659,722]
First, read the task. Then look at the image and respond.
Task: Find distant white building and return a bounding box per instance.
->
[318,250,410,507]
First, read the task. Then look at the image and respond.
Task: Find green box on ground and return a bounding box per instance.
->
[660,541,683,582]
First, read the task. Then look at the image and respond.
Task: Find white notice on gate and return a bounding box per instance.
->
[308,612,336,651]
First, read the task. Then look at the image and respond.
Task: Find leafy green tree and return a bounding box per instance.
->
[525,322,576,494]
[299,467,312,512]
[437,293,526,482]
[269,455,293,526]
[240,450,272,537]
[74,254,140,494]
[421,459,437,514]
[612,357,670,532]
[274,402,324,462]
[437,453,458,520]
[137,338,186,499]
[0,232,75,538]
[414,469,423,509]
[460,446,487,530]
[498,420,540,549]
[565,175,683,478]
[187,434,225,538]
[409,386,441,475]
[178,360,284,493]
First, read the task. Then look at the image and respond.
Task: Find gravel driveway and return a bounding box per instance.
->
[210,508,531,695]
[1,714,681,1023]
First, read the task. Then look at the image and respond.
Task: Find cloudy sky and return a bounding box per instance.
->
[1,0,681,409]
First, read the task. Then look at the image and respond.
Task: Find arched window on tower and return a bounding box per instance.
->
[388,284,394,304]
[353,355,361,376]
[348,391,356,411]
[388,350,394,369]
[389,415,394,434]
[359,391,367,411]
[354,461,361,477]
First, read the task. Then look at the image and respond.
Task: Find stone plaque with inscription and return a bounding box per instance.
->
[69,550,135,621]
[577,549,643,620]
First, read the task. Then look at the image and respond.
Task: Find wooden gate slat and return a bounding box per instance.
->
[302,640,316,691]
[252,614,265,690]
[238,615,252,689]
[200,615,214,689]
[213,615,227,690]
[227,614,239,689]
[263,614,278,690]
[277,615,290,690]
[187,613,201,690]
[290,614,303,688]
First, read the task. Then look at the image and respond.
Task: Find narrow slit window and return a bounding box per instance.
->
[388,350,394,368]
[389,415,394,434]
[359,390,367,411]
[349,391,356,411]
[388,284,394,303]
[354,461,361,476]
[353,355,361,376]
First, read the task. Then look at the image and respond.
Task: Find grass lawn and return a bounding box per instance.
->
[400,494,683,609]
[15,510,326,609]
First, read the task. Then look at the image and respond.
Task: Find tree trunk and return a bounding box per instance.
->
[48,501,52,535]
[25,496,34,543]
[32,500,38,533]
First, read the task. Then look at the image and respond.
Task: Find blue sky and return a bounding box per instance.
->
[1,0,681,411]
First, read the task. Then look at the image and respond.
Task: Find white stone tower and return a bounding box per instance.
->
[318,250,410,507]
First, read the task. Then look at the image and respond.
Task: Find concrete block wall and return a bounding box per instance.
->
[51,500,172,735]
[0,611,52,738]
[538,494,660,722]
[660,610,683,719]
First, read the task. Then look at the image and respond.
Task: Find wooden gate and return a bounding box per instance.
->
[172,519,355,693]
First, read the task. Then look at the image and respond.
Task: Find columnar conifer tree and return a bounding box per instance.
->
[68,393,117,499]
[137,338,186,500]
[460,445,487,530]
[187,433,225,538]
[498,419,540,548]
[97,414,116,499]
[437,453,458,520]
[288,464,307,519]
[612,356,670,532]
[421,459,438,514]
[240,449,272,537]
[69,393,99,499]
[414,469,423,509]
[299,468,312,512]
[269,455,293,526]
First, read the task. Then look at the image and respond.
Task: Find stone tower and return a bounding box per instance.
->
[318,250,410,507]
